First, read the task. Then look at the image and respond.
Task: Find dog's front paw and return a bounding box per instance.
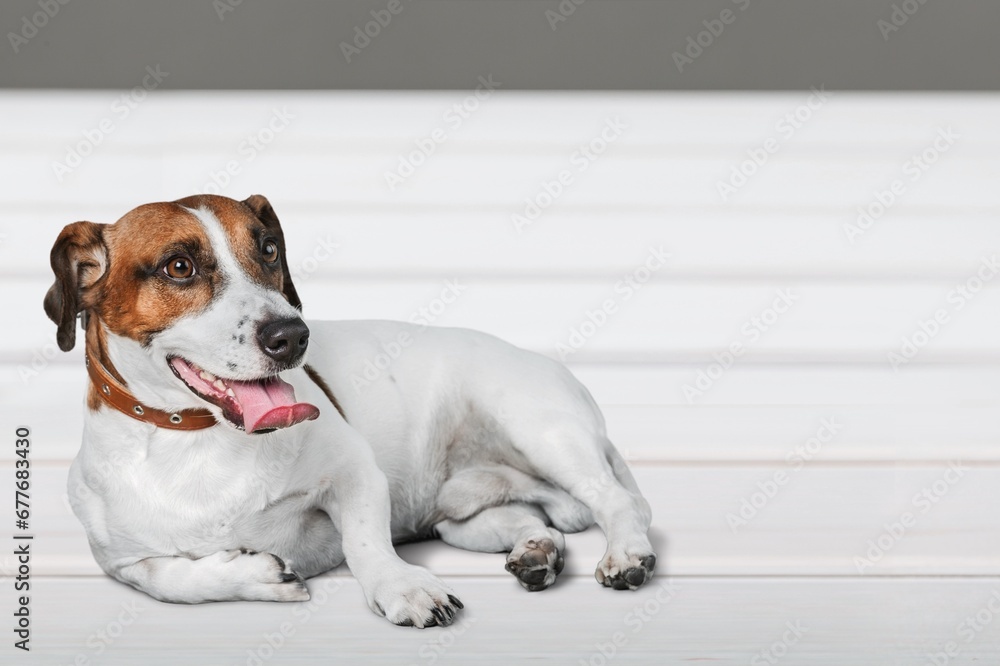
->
[209,549,310,602]
[595,549,656,591]
[368,565,463,628]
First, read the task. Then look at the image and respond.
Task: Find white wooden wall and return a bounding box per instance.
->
[2,92,999,662]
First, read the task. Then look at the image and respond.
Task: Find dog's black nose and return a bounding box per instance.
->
[257,317,310,365]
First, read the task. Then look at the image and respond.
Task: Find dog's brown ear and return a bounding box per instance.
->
[242,194,302,312]
[44,222,108,351]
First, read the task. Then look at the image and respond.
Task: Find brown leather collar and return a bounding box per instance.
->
[85,351,217,431]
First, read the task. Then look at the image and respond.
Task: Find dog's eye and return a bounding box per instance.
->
[262,240,279,264]
[163,255,195,280]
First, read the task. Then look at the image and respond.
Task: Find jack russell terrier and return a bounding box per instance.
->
[44,194,655,628]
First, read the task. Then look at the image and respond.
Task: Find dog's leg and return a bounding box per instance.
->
[326,435,463,628]
[435,464,593,533]
[436,503,566,591]
[504,417,656,590]
[111,550,310,603]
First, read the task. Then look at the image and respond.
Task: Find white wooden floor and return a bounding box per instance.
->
[23,576,1000,665]
[3,91,1000,663]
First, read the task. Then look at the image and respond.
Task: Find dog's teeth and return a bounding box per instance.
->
[226,388,236,398]
[199,370,216,382]
[213,379,227,392]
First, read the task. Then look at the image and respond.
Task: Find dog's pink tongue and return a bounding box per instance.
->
[228,376,319,433]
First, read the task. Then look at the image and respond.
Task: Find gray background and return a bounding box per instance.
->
[1,0,996,90]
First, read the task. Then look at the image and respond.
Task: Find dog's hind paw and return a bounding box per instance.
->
[505,538,564,592]
[595,551,656,591]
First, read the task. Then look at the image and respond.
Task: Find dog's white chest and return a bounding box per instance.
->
[72,416,315,557]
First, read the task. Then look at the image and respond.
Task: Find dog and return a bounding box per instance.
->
[44,194,655,628]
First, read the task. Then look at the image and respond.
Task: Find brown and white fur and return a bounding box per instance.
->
[45,194,655,628]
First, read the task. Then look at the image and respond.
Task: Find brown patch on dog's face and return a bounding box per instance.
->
[93,203,219,346]
[240,194,301,311]
[174,194,292,306]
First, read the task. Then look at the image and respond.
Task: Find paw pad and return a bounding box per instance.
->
[506,538,562,592]
[598,553,656,591]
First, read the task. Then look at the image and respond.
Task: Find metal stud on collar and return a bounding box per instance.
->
[85,350,215,430]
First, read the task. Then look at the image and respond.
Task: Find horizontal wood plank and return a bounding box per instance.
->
[4,150,996,209]
[3,92,1000,148]
[23,576,1000,665]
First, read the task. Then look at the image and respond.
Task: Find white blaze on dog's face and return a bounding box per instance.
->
[46,194,319,434]
[163,202,303,377]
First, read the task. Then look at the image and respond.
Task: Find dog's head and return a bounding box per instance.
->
[44,194,319,433]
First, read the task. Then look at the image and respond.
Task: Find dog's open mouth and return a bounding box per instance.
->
[168,357,320,434]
